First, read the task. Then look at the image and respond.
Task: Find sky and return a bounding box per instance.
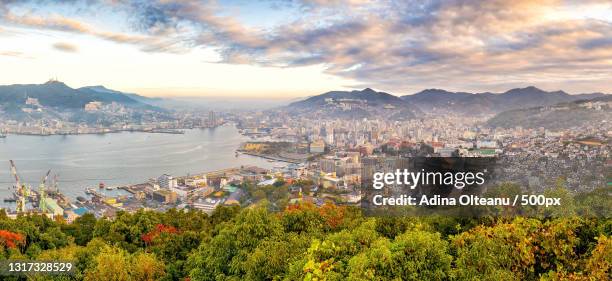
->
[0,0,611,98]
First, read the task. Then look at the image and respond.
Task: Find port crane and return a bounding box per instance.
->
[6,161,70,215]
[9,160,29,213]
[38,169,51,213]
[52,174,59,194]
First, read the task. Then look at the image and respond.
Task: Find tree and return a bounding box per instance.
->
[541,235,611,280]
[300,219,380,280]
[242,234,310,280]
[84,244,165,281]
[534,218,582,274]
[452,218,541,280]
[575,186,612,217]
[348,230,452,280]
[281,203,326,234]
[0,229,25,249]
[583,235,612,280]
[85,245,132,281]
[188,206,283,280]
[132,252,166,281]
[538,187,576,218]
[39,226,70,249]
[483,183,525,217]
[66,213,97,246]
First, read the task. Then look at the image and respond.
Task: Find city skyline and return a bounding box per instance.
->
[1,1,612,97]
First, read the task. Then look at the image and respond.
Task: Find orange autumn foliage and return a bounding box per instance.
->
[141,224,179,245]
[283,202,346,229]
[0,230,25,249]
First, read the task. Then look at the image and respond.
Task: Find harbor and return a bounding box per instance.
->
[0,125,278,201]
[3,160,74,218]
[2,157,289,220]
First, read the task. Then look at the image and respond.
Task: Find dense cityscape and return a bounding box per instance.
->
[1,94,609,220]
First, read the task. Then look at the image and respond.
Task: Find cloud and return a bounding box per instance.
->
[581,37,612,50]
[0,50,33,59]
[1,4,189,54]
[1,0,612,93]
[52,42,78,53]
[252,0,612,93]
[0,51,22,57]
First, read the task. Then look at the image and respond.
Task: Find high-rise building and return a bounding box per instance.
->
[158,174,177,189]
[208,111,216,127]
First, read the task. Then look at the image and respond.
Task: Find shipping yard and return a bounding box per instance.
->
[4,160,71,218]
[2,159,287,221]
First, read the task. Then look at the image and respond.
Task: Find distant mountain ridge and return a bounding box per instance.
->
[0,80,159,110]
[79,85,163,106]
[401,86,606,115]
[486,95,612,129]
[289,88,406,107]
[286,86,607,118]
[287,88,421,120]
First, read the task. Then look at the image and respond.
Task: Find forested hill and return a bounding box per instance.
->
[401,86,606,115]
[0,184,609,280]
[286,88,421,120]
[0,80,157,110]
[486,96,612,129]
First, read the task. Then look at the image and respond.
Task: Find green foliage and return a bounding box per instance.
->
[452,217,541,280]
[187,206,284,280]
[575,186,612,217]
[242,180,290,207]
[0,188,609,280]
[348,230,452,280]
[538,187,576,218]
[84,244,165,281]
[62,213,97,246]
[300,219,380,280]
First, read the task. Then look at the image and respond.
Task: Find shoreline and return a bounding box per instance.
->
[0,126,224,137]
[237,150,302,164]
[0,124,277,205]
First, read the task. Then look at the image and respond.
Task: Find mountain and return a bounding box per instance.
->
[494,86,603,110]
[0,80,91,109]
[77,86,141,105]
[401,86,606,115]
[124,93,164,105]
[399,89,478,113]
[0,81,142,109]
[486,96,612,129]
[290,88,405,107]
[78,85,163,109]
[287,88,421,120]
[0,81,158,110]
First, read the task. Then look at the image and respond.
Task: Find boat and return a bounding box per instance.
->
[99,182,105,189]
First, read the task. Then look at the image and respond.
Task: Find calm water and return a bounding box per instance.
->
[0,125,277,204]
